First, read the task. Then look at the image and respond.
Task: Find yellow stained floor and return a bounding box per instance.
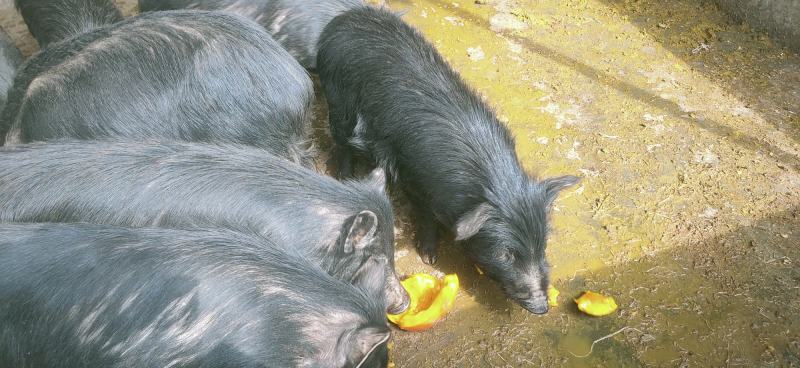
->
[2,0,798,366]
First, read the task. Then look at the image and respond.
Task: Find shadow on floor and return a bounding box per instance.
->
[594,0,800,150]
[391,204,800,367]
[396,0,800,170]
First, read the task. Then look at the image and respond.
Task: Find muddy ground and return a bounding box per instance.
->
[1,0,798,366]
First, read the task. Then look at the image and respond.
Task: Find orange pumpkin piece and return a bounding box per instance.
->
[574,291,618,316]
[387,273,459,332]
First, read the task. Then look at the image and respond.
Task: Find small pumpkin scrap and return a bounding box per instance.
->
[575,291,618,316]
[547,285,560,307]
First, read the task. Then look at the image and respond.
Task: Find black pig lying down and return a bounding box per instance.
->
[0,10,314,166]
[0,29,22,110]
[0,224,389,368]
[138,0,363,69]
[15,0,123,47]
[318,6,579,314]
[0,141,409,314]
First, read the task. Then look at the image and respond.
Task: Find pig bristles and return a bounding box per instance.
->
[568,326,644,358]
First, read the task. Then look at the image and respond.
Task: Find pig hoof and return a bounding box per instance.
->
[419,250,438,265]
[337,168,352,179]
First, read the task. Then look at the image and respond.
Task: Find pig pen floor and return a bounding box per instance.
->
[2,0,798,366]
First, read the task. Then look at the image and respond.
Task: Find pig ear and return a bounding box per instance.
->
[455,203,493,241]
[345,327,391,368]
[542,175,580,206]
[343,211,379,253]
[364,167,386,193]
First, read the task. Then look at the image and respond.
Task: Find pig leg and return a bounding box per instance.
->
[335,144,354,178]
[326,94,357,178]
[412,203,439,265]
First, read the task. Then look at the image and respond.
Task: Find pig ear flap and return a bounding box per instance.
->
[455,203,493,241]
[542,175,580,207]
[346,327,391,368]
[343,210,379,253]
[364,167,386,193]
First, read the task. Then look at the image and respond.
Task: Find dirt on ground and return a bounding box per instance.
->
[1,0,798,366]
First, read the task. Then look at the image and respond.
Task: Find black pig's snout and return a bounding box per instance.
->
[521,300,549,315]
[511,286,549,314]
[387,295,410,315]
[386,276,411,314]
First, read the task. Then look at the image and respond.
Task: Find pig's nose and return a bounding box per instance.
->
[521,300,549,315]
[387,294,410,314]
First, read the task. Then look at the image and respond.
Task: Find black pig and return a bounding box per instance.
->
[1,10,314,166]
[15,0,123,47]
[0,28,22,110]
[318,6,579,314]
[0,140,409,313]
[138,0,363,69]
[0,223,389,367]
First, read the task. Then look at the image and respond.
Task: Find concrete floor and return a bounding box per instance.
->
[1,0,798,366]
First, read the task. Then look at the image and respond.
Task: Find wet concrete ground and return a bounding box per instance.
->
[1,0,798,366]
